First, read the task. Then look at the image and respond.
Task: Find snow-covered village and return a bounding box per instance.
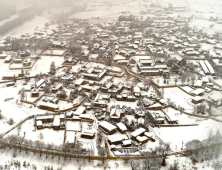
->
[0,0,222,169]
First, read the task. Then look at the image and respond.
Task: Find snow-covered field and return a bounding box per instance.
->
[31,56,64,74]
[70,0,145,20]
[0,148,132,170]
[163,87,194,112]
[155,119,222,151]
[5,118,64,147]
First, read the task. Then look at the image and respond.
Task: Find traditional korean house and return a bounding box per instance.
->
[116,122,127,133]
[192,96,203,104]
[81,130,95,139]
[38,102,59,111]
[99,121,117,135]
[31,88,39,97]
[36,114,54,123]
[108,134,123,145]
[131,128,146,140]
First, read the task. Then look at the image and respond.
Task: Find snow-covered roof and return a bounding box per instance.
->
[36,120,42,126]
[108,134,122,143]
[191,89,205,95]
[53,118,60,126]
[75,78,84,86]
[38,102,59,109]
[74,106,86,116]
[122,139,131,146]
[136,136,148,142]
[192,96,203,101]
[99,121,116,132]
[131,128,146,138]
[116,122,127,131]
[113,55,126,61]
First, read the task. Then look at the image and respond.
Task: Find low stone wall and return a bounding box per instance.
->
[9,59,38,70]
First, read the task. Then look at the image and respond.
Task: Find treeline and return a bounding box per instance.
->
[118,15,135,21]
[185,129,222,165]
[0,0,80,36]
[0,6,42,35]
[0,0,16,22]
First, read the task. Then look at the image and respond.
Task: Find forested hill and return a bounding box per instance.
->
[0,0,16,22]
[0,0,82,36]
[0,0,77,22]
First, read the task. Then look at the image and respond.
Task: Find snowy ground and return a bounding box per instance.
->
[31,56,64,75]
[0,148,132,170]
[163,87,194,112]
[155,119,222,152]
[69,0,145,20]
[162,107,198,124]
[4,118,65,147]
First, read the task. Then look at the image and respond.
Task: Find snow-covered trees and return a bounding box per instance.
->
[185,129,222,163]
[141,151,162,170]
[50,62,56,74]
[7,118,14,125]
[155,142,171,166]
[195,103,206,114]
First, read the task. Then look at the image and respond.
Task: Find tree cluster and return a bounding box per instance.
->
[185,129,222,164]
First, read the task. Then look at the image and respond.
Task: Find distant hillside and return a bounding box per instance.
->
[0,0,16,22]
[17,0,76,9]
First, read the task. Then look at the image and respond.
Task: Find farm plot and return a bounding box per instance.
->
[31,56,64,75]
[4,118,64,146]
[155,119,222,152]
[163,87,194,112]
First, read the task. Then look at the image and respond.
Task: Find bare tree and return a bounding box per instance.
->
[98,147,106,164]
[155,142,171,166]
[130,160,140,170]
[141,151,162,170]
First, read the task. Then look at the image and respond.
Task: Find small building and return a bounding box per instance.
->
[144,132,155,141]
[31,89,39,97]
[36,115,54,123]
[52,83,63,93]
[165,112,178,124]
[66,111,74,118]
[116,122,127,133]
[38,102,59,111]
[53,118,61,130]
[99,121,117,135]
[81,130,95,139]
[74,106,86,116]
[191,89,205,96]
[74,78,85,86]
[192,96,203,104]
[136,136,148,144]
[60,114,65,121]
[93,100,108,108]
[36,79,45,88]
[36,120,43,129]
[149,103,162,110]
[79,114,94,122]
[23,58,31,66]
[131,128,146,139]
[122,139,132,147]
[108,134,123,145]
[4,55,12,63]
[110,106,123,122]
[138,117,145,126]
